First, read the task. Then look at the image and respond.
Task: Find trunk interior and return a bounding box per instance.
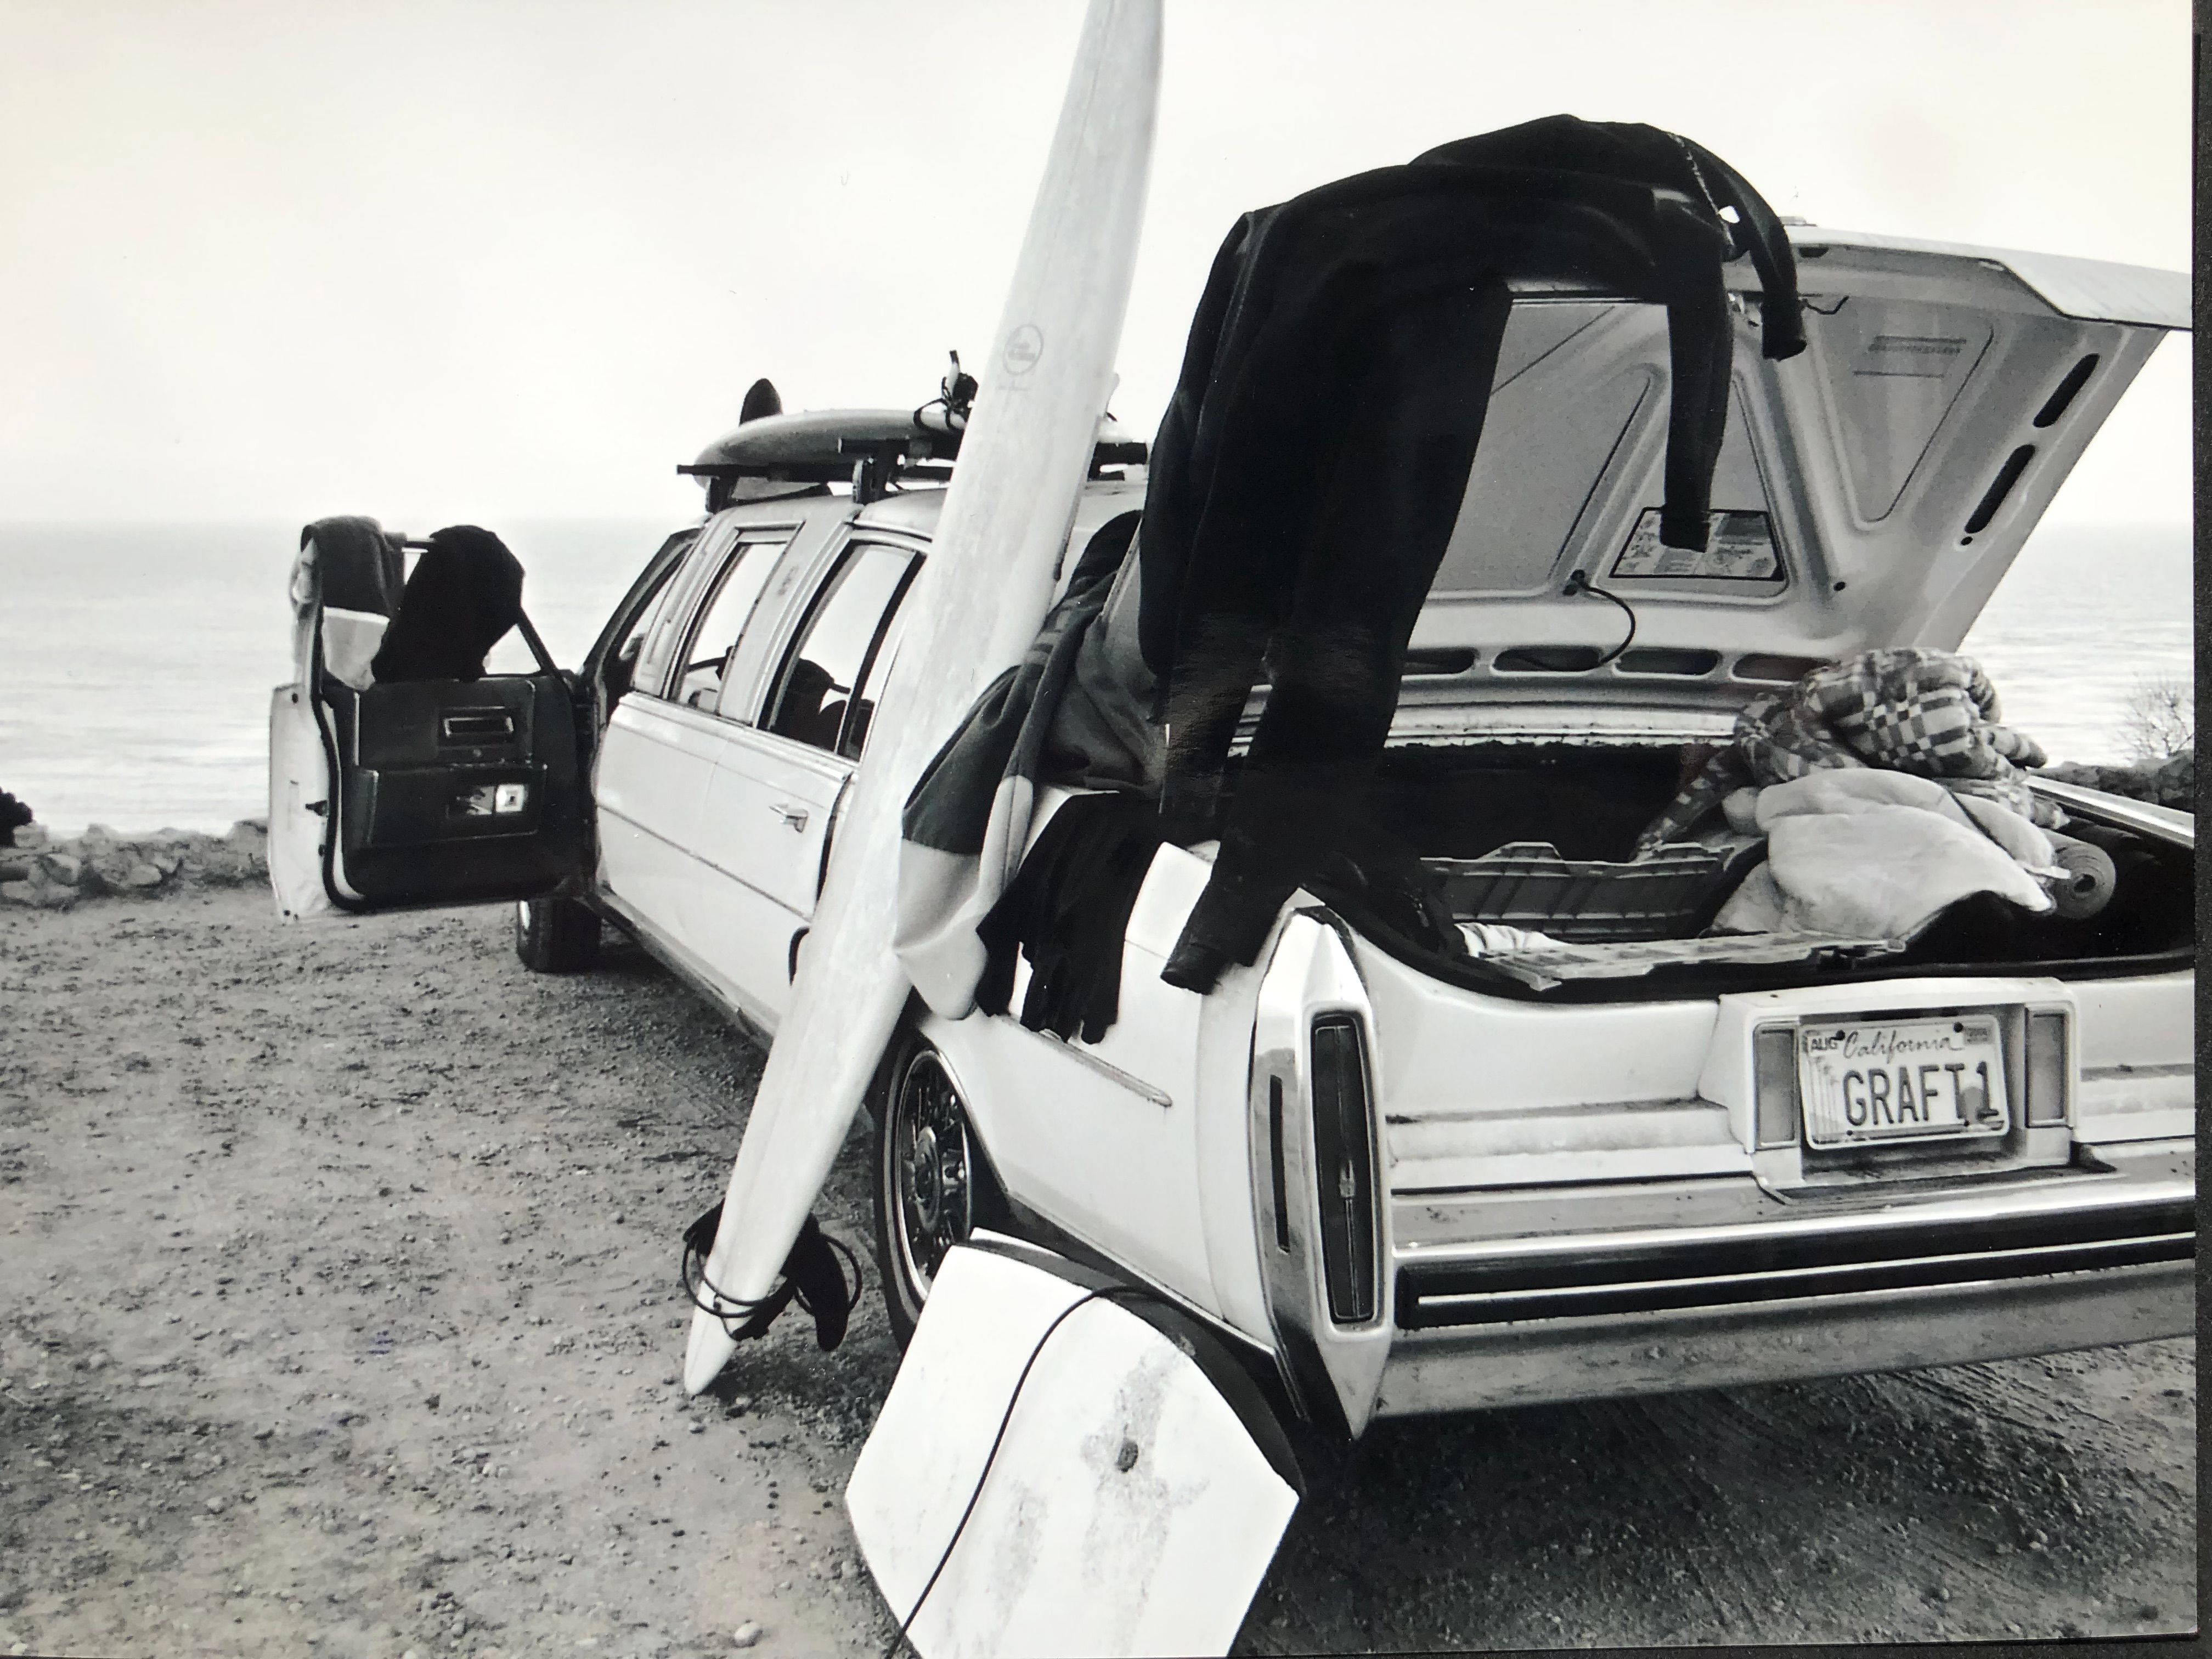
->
[1319,742,2194,995]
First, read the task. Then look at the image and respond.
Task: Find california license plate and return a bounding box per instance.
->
[1797,1016,2010,1149]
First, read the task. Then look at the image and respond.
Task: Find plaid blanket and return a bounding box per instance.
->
[1637,648,2061,853]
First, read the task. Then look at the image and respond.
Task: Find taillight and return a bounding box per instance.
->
[1310,1016,1378,1324]
[2025,1012,2070,1126]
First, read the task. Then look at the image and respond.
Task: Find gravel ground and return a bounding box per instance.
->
[0,889,2196,1656]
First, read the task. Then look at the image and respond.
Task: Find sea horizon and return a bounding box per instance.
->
[0,515,2193,842]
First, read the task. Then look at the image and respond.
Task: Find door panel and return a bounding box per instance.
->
[680,536,920,1020]
[320,670,584,907]
[594,696,724,950]
[692,734,853,1023]
[591,521,806,949]
[268,682,334,920]
[947,998,1217,1316]
[272,518,589,916]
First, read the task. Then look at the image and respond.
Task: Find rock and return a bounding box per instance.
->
[730,1624,764,1649]
[2154,750,2194,806]
[205,1497,225,1514]
[0,881,40,908]
[4,826,269,903]
[14,822,47,849]
[2041,749,2196,812]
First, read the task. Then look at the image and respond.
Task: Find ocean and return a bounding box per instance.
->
[0,517,2192,839]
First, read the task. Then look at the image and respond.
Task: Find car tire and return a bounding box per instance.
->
[870,1029,1002,1349]
[514,894,601,974]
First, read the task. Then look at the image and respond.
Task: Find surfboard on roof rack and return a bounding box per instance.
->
[679,405,1149,506]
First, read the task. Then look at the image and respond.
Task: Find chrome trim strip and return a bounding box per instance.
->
[1383,1093,1708,1128]
[694,714,861,788]
[1391,1174,2196,1271]
[1410,1232,2195,1316]
[595,801,808,916]
[2028,777,2194,843]
[1017,1025,1172,1107]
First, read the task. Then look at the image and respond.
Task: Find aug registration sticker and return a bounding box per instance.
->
[1797,1016,2010,1148]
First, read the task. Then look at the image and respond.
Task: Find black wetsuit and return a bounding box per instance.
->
[370,525,525,684]
[1135,116,1804,988]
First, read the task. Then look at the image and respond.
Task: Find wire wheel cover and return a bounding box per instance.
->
[893,1051,975,1296]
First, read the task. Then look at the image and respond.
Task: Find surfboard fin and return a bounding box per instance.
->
[681,1205,862,1354]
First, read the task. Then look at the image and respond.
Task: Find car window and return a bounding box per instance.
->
[718,537,826,723]
[633,531,730,698]
[763,544,916,753]
[671,535,791,713]
[840,591,914,759]
[602,558,684,705]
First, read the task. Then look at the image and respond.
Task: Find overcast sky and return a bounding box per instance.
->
[1,0,2191,531]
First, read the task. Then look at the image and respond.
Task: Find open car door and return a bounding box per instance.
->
[269,518,588,921]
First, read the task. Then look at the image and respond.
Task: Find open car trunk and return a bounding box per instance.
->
[1318,741,2196,1000]
[1195,229,2194,1001]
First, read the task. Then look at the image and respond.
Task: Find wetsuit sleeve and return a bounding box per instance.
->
[1683,137,1807,361]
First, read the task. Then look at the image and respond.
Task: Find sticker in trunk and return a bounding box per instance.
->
[1611,508,1779,580]
[1797,1015,2010,1148]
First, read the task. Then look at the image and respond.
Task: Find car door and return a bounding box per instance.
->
[687,535,922,1026]
[591,514,830,977]
[269,521,590,918]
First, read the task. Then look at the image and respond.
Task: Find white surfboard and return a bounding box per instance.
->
[846,1240,1299,1658]
[684,0,1163,1393]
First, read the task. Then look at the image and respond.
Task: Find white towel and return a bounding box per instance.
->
[1715,801,2052,939]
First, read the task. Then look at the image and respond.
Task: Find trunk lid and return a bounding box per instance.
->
[1398,229,2187,743]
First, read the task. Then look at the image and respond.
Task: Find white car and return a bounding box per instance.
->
[270,225,2192,1442]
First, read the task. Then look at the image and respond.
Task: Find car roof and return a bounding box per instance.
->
[849,475,1147,545]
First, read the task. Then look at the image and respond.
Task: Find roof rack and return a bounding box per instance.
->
[682,404,1147,506]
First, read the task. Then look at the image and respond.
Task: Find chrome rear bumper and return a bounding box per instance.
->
[1372,1141,2194,1418]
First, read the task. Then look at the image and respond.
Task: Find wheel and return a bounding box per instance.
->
[514,894,601,973]
[871,1032,1000,1348]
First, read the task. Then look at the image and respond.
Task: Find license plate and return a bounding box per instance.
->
[1797,1016,2010,1149]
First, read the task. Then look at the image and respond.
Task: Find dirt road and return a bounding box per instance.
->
[0,890,2194,1656]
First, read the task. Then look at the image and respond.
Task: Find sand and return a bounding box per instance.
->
[0,887,2194,1656]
